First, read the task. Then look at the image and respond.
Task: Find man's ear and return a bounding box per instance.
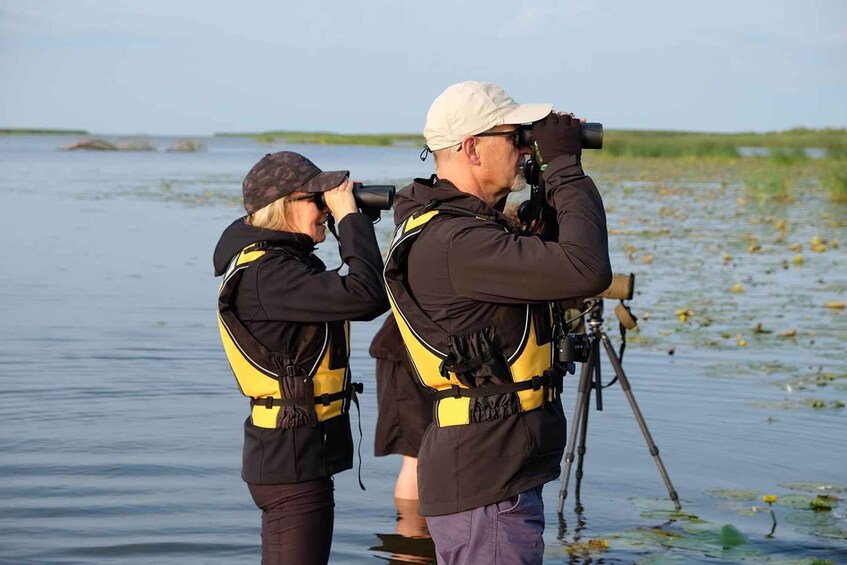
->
[460,137,481,165]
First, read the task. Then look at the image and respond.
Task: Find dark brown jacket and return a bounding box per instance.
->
[392,154,611,515]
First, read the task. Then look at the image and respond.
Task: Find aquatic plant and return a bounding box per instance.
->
[744,169,792,202]
[819,163,847,202]
[825,142,847,160]
[768,146,808,165]
[763,495,778,537]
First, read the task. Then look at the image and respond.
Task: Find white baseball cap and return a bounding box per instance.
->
[423,81,553,151]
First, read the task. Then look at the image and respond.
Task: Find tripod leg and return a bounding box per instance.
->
[557,359,593,514]
[600,332,681,511]
[574,341,599,510]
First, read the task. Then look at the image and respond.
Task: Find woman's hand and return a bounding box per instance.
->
[322,178,358,224]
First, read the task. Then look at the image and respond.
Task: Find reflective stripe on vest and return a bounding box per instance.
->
[217,243,351,429]
[384,210,556,428]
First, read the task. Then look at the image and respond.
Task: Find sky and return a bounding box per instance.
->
[1,0,845,136]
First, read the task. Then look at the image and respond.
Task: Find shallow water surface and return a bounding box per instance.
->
[0,136,845,563]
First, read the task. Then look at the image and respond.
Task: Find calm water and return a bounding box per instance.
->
[1,135,845,564]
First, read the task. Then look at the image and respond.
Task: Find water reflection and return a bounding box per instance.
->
[370,498,435,563]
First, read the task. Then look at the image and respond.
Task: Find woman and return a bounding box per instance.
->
[214,151,388,564]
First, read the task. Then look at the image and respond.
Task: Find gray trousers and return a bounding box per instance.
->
[425,486,545,565]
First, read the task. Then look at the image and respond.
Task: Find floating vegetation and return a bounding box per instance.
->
[774,371,847,392]
[705,488,762,502]
[779,482,846,494]
[750,398,845,411]
[719,524,747,548]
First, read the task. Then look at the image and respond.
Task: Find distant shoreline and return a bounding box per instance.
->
[215,131,424,147]
[0,128,89,136]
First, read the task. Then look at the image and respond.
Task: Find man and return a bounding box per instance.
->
[383,81,612,564]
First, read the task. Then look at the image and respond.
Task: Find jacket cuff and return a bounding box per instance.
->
[541,154,582,182]
[337,213,380,260]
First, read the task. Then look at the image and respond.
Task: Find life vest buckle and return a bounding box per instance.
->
[283,365,300,377]
[262,396,274,409]
[320,393,331,406]
[450,384,462,399]
[531,375,545,391]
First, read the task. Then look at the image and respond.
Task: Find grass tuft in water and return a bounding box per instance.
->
[819,163,847,202]
[769,146,809,165]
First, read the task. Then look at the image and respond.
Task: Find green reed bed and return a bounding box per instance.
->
[1,128,89,135]
[218,130,425,146]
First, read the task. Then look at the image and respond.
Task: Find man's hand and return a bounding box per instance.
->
[530,112,583,167]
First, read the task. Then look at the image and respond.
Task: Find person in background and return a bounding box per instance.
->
[370,314,435,551]
[370,315,433,500]
[214,151,388,565]
[384,81,612,564]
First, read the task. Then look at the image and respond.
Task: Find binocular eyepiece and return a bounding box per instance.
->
[518,122,604,150]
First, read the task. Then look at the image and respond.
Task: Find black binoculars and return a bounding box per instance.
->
[350,182,395,211]
[346,182,395,221]
[518,122,603,150]
[314,182,395,221]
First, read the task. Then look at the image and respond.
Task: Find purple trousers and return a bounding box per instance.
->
[425,486,545,565]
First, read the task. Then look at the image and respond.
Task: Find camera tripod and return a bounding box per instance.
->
[556,298,681,514]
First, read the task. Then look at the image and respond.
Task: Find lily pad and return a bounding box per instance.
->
[640,510,706,523]
[801,525,847,541]
[720,524,747,548]
[705,488,761,501]
[783,510,837,527]
[629,497,684,510]
[775,494,816,509]
[778,482,846,494]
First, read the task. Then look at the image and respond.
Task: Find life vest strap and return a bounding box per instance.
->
[430,373,562,401]
[440,350,495,377]
[251,382,363,409]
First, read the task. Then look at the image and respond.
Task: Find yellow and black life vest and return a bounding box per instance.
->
[383,205,562,428]
[217,242,359,429]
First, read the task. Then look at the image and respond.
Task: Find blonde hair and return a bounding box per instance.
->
[246,197,292,231]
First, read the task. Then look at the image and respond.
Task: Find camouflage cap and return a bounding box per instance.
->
[242,151,349,213]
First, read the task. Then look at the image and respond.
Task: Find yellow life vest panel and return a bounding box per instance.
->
[383,206,561,428]
[217,242,357,429]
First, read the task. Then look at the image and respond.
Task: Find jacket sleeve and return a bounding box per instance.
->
[447,155,612,303]
[254,213,389,322]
